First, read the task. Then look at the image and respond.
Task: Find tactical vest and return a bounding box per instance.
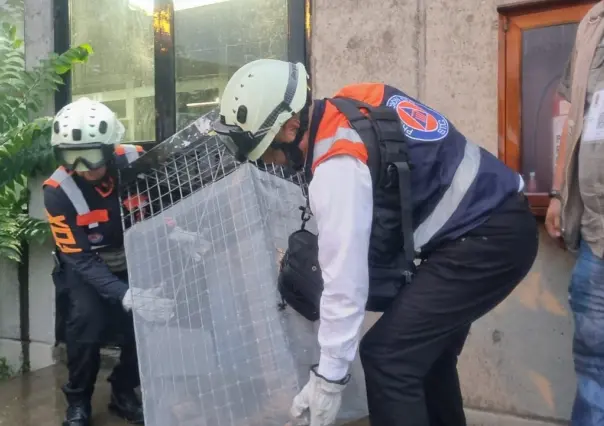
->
[312,95,522,312]
[43,144,142,269]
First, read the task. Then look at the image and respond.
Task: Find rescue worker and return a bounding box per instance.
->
[44,97,174,426]
[213,59,539,426]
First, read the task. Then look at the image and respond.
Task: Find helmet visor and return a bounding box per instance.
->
[54,143,114,172]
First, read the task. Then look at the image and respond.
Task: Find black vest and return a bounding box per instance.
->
[278,97,414,317]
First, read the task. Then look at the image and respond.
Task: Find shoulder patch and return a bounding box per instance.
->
[386,95,449,142]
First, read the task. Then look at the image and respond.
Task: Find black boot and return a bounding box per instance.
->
[62,401,91,426]
[108,388,145,424]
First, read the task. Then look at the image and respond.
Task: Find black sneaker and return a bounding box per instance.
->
[62,401,91,426]
[108,388,144,424]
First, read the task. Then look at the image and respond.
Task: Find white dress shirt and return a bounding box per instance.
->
[309,155,374,381]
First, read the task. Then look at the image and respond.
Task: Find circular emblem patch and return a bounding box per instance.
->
[386,95,450,142]
[88,233,104,244]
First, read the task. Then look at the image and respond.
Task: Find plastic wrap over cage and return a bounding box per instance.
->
[119,110,368,426]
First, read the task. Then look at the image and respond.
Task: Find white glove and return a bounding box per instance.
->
[122,286,175,323]
[289,366,350,426]
[165,218,210,262]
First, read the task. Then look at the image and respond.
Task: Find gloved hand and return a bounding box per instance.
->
[289,365,350,426]
[122,286,175,323]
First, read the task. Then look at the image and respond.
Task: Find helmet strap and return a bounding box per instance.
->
[75,167,112,186]
[270,93,312,172]
[86,174,109,186]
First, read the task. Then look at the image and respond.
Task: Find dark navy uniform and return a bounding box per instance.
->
[305,83,540,426]
[44,144,146,420]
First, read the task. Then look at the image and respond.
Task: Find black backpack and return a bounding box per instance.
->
[277,97,415,321]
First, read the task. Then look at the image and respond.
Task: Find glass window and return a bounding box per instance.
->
[520,23,577,194]
[173,0,289,130]
[65,0,292,140]
[69,0,156,142]
[498,3,593,215]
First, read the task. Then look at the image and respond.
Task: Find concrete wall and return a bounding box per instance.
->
[311,0,577,423]
[27,175,56,370]
[0,258,22,374]
[23,0,57,368]
[0,0,53,374]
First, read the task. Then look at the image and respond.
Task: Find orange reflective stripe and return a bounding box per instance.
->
[43,178,60,188]
[314,102,350,142]
[115,144,144,156]
[76,209,110,227]
[94,177,115,198]
[312,108,367,172]
[311,84,386,172]
[43,166,71,188]
[312,140,368,173]
[47,211,82,254]
[122,194,148,211]
[115,144,143,165]
[332,83,384,108]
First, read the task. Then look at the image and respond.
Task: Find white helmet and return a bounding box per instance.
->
[212,59,310,163]
[51,97,125,171]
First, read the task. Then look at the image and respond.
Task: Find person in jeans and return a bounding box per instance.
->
[545,2,604,424]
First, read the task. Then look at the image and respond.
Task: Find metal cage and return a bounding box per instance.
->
[118,110,368,426]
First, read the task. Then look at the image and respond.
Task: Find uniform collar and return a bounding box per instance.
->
[73,172,115,198]
[304,99,326,181]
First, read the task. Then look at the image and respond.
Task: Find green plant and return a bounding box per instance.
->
[0,356,15,381]
[0,17,93,262]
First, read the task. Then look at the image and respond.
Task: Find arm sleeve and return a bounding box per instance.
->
[558,44,575,102]
[309,155,374,381]
[44,186,129,302]
[120,148,186,223]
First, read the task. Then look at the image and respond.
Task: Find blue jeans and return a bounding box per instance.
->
[570,241,604,426]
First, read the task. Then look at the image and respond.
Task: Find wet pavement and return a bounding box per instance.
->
[0,364,369,426]
[0,364,129,426]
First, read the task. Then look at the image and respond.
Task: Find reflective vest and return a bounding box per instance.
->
[308,84,523,311]
[43,144,143,231]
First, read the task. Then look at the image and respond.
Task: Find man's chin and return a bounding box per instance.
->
[261,150,288,166]
[78,167,108,183]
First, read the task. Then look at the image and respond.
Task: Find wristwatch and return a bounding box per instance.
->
[549,189,562,200]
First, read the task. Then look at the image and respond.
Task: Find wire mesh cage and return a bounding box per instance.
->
[118,110,368,426]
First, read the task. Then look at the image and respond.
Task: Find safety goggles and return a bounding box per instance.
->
[54,143,115,172]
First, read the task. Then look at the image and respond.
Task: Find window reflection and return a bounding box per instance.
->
[521,23,577,193]
[69,0,289,139]
[174,0,288,130]
[69,0,155,142]
[129,0,230,13]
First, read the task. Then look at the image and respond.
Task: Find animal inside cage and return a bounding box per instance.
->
[118,109,368,426]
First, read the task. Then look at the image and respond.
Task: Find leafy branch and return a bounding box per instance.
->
[0,18,93,262]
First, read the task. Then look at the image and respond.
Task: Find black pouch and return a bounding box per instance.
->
[277,206,324,322]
